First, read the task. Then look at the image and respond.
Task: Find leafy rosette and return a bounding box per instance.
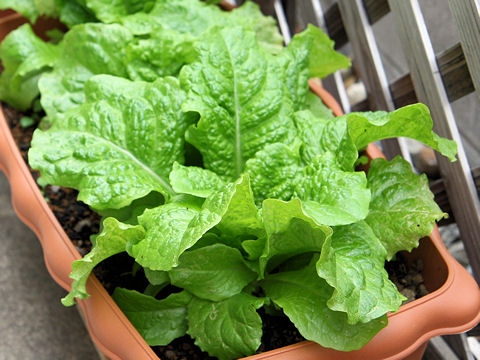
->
[0,0,286,123]
[9,1,456,359]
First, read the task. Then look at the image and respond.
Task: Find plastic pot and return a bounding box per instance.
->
[1,12,479,360]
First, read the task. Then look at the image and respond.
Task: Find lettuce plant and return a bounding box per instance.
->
[0,1,456,359]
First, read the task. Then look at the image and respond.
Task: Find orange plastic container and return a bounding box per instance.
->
[0,12,479,360]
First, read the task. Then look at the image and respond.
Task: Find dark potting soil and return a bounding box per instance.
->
[5,102,428,359]
[385,256,429,304]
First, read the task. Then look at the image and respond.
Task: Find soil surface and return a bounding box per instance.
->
[386,256,429,303]
[4,102,427,359]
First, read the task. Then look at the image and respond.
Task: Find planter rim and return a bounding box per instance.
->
[0,13,479,360]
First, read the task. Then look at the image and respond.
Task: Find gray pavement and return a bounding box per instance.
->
[0,173,98,360]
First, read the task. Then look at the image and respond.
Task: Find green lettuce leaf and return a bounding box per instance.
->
[214,174,263,241]
[261,259,388,351]
[287,24,351,79]
[119,0,282,55]
[61,217,145,306]
[189,232,257,255]
[305,92,335,119]
[0,0,95,25]
[85,0,151,22]
[294,110,358,171]
[82,75,196,181]
[129,175,257,270]
[0,24,61,110]
[33,0,58,17]
[120,0,223,35]
[96,191,165,225]
[245,142,302,204]
[57,0,97,27]
[187,293,264,360]
[247,147,370,226]
[296,153,370,226]
[124,26,196,81]
[169,244,257,301]
[345,104,457,160]
[260,199,332,276]
[181,25,296,180]
[38,23,132,120]
[144,268,169,286]
[0,0,38,21]
[295,104,458,166]
[113,0,284,86]
[166,171,264,254]
[277,24,350,110]
[38,9,282,120]
[241,236,266,261]
[129,197,202,271]
[168,178,263,254]
[366,157,447,259]
[30,75,192,209]
[227,1,283,54]
[317,221,405,324]
[113,288,192,346]
[169,162,225,198]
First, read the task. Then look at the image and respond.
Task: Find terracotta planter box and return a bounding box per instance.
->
[1,12,480,360]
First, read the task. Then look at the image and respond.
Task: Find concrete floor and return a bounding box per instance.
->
[0,173,98,359]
